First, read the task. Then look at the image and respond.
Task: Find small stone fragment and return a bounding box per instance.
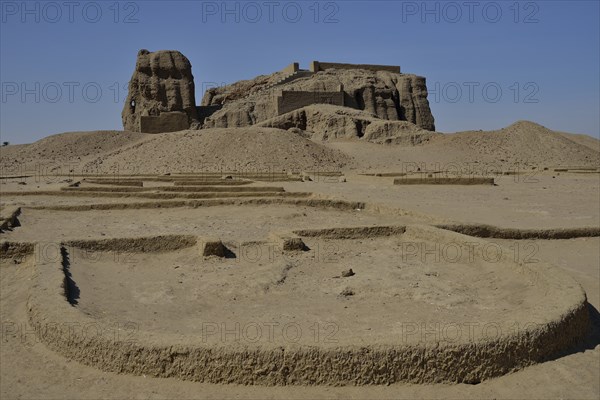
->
[202,239,227,257]
[341,268,355,277]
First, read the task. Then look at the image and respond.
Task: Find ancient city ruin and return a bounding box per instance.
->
[122,49,436,135]
[2,44,599,398]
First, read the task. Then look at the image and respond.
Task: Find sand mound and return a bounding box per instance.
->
[437,121,600,166]
[331,120,599,171]
[556,131,600,153]
[1,127,352,175]
[0,130,148,172]
[82,127,353,174]
[1,120,597,175]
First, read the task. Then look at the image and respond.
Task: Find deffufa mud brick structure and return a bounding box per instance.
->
[122,50,198,133]
[122,50,435,133]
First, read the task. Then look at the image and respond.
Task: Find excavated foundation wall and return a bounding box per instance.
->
[0,240,34,259]
[1,192,595,384]
[394,177,495,185]
[0,206,21,231]
[437,224,600,239]
[26,225,591,385]
[23,198,366,212]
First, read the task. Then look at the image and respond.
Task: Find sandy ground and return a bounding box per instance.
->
[67,234,542,346]
[1,235,598,399]
[1,177,599,398]
[3,170,598,229]
[282,172,600,229]
[1,123,599,398]
[0,205,416,243]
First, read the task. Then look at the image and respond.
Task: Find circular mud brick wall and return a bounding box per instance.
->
[26,208,590,385]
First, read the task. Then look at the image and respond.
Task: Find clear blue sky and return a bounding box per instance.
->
[1,0,599,144]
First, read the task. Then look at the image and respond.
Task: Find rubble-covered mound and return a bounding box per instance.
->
[2,121,598,175]
[257,104,440,144]
[0,130,147,173]
[437,121,600,166]
[80,127,353,174]
[202,68,435,132]
[122,49,198,132]
[330,120,600,171]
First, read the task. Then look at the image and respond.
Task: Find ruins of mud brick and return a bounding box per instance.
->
[15,211,592,385]
[122,50,198,133]
[122,50,434,133]
[2,171,597,386]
